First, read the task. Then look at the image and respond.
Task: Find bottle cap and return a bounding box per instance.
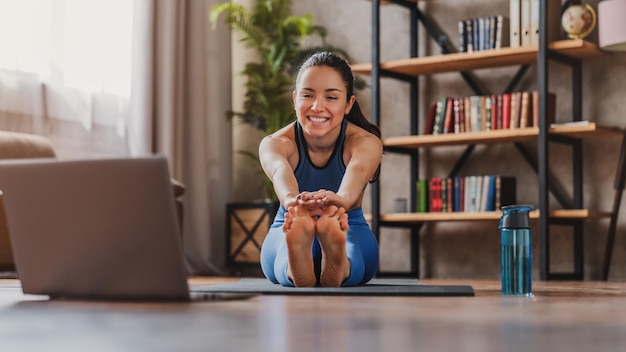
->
[499,204,534,229]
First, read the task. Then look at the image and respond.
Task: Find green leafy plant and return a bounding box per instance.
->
[210,0,365,200]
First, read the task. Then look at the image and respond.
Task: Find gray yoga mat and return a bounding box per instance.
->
[192,278,474,297]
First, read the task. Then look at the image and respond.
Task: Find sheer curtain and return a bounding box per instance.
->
[0,0,132,157]
[0,0,232,275]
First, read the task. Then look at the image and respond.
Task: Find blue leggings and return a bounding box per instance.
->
[260,206,379,287]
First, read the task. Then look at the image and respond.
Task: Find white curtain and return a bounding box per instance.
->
[0,0,233,275]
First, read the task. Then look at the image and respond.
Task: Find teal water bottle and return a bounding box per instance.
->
[499,205,533,296]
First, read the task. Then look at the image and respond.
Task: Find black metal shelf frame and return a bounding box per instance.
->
[369,0,590,280]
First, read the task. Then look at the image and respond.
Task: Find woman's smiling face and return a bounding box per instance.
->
[292,66,355,139]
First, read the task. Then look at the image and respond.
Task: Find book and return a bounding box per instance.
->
[486,176,496,211]
[469,176,478,212]
[550,120,590,128]
[458,177,465,212]
[480,95,487,131]
[446,177,454,212]
[472,18,480,52]
[502,93,511,129]
[485,95,492,131]
[495,15,510,49]
[439,178,448,213]
[458,97,466,133]
[432,97,447,135]
[510,0,521,48]
[458,20,466,52]
[464,97,472,133]
[478,175,490,211]
[520,0,531,46]
[531,91,557,127]
[429,178,440,212]
[509,92,520,129]
[453,98,461,134]
[496,94,503,130]
[470,96,480,132]
[519,91,530,128]
[475,175,484,213]
[488,16,496,50]
[423,101,437,134]
[463,176,471,212]
[417,179,428,213]
[478,17,486,51]
[529,0,562,46]
[465,19,474,53]
[495,176,517,209]
[443,98,454,134]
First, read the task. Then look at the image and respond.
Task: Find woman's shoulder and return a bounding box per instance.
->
[345,121,382,144]
[261,122,297,151]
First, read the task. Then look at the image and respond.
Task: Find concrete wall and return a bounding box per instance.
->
[233,0,626,280]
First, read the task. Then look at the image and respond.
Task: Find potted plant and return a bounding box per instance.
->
[210,0,364,201]
[211,0,364,268]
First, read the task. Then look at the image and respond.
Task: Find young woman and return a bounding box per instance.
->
[259,52,383,287]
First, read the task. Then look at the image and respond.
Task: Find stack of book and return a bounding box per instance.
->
[458,15,509,52]
[423,91,556,135]
[416,176,516,213]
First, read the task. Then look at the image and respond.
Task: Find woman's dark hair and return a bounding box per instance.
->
[295,51,382,182]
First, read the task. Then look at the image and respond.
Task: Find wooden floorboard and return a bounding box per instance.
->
[1,277,626,352]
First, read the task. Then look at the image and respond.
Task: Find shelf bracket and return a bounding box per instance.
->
[602,129,626,280]
[414,8,486,96]
[513,142,573,209]
[504,65,531,93]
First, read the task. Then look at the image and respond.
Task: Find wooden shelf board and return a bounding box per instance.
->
[550,122,624,138]
[369,209,611,223]
[351,40,604,76]
[383,123,624,148]
[369,0,421,5]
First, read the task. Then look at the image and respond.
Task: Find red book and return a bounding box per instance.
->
[429,178,442,212]
[447,178,454,213]
[502,93,511,129]
[442,98,454,133]
[496,94,503,130]
[423,101,437,134]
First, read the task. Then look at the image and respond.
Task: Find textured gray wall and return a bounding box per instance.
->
[285,0,626,280]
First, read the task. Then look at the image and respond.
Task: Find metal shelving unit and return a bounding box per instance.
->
[364,0,624,280]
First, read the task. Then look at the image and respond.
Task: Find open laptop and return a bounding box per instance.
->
[0,156,250,302]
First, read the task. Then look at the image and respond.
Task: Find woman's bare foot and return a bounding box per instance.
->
[316,205,350,287]
[283,205,317,287]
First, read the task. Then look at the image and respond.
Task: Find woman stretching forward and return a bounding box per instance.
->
[259,52,383,287]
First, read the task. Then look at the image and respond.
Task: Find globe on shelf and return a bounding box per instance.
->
[561,3,597,40]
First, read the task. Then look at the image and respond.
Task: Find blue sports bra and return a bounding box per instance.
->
[293,119,347,193]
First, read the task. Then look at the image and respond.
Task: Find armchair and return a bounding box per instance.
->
[0,131,185,272]
[0,131,56,271]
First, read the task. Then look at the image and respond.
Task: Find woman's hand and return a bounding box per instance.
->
[298,189,345,210]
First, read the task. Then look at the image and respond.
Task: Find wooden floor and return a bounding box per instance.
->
[1,277,626,352]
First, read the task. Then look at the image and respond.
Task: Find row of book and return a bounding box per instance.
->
[510,0,561,48]
[458,16,509,53]
[457,1,563,53]
[416,176,517,213]
[424,91,556,135]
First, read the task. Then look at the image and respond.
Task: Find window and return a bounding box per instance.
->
[0,0,134,136]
